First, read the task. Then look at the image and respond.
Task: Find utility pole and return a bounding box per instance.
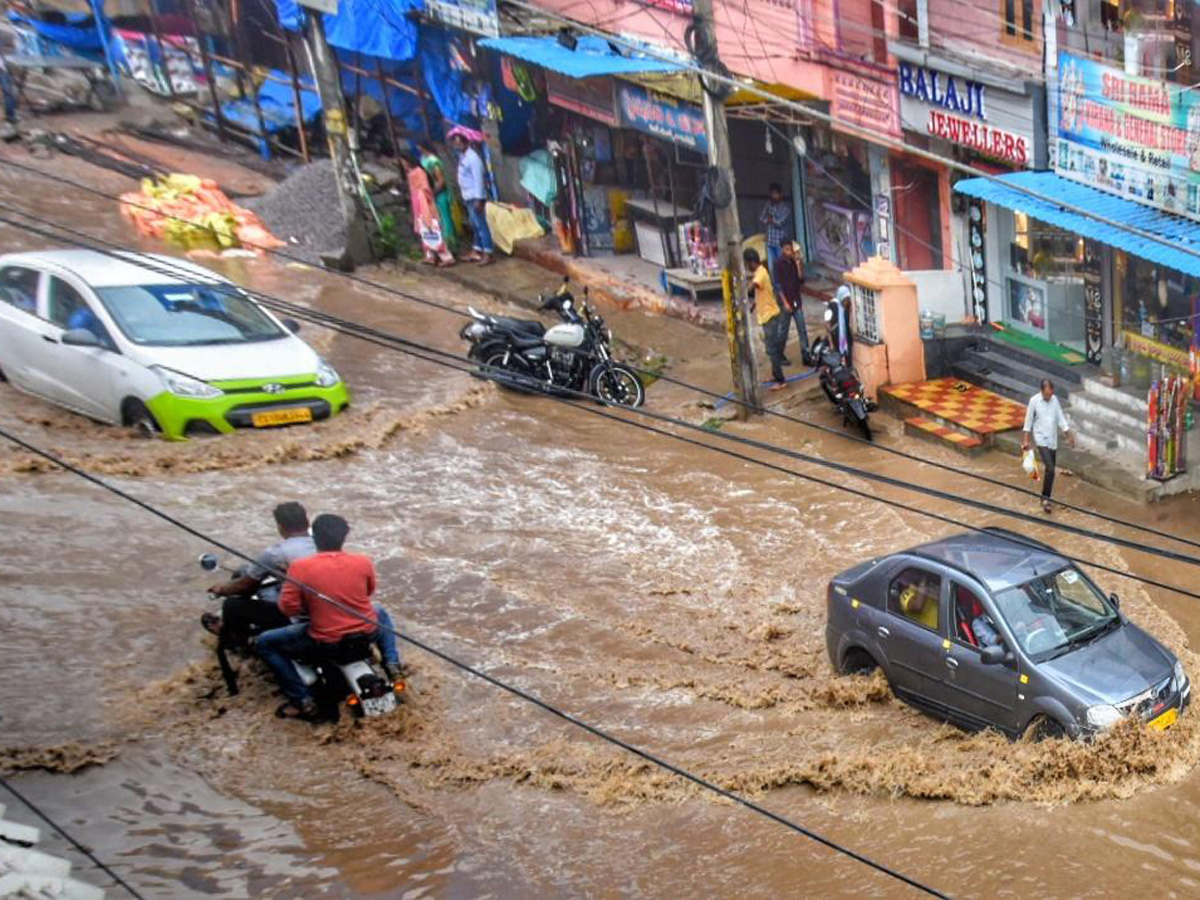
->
[692,0,760,417]
[301,12,370,268]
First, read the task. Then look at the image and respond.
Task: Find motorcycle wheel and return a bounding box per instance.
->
[820,377,837,405]
[590,363,645,408]
[849,401,872,442]
[479,345,533,393]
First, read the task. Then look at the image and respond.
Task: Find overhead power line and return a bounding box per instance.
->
[0,425,949,899]
[4,204,1200,604]
[0,163,1195,558]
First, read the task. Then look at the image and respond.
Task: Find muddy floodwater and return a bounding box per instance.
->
[5,158,1200,898]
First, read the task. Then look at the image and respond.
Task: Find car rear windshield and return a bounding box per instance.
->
[993,567,1118,660]
[95,284,284,347]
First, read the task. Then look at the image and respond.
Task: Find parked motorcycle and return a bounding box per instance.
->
[810,336,873,441]
[199,554,402,721]
[459,277,645,408]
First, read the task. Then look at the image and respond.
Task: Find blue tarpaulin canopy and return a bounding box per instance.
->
[477,34,683,78]
[954,171,1200,278]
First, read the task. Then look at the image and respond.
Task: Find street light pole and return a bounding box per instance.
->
[693,0,760,417]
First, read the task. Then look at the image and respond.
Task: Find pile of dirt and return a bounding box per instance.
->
[245,161,349,265]
[0,741,118,775]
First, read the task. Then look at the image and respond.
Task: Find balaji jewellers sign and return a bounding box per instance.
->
[898,60,1035,167]
[1056,52,1200,222]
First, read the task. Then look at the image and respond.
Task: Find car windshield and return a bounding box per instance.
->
[94,284,284,347]
[993,567,1119,659]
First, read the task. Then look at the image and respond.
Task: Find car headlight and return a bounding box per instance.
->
[315,360,340,387]
[1086,703,1124,729]
[155,367,222,399]
[1172,660,1188,694]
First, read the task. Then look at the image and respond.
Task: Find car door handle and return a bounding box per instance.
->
[876,626,890,638]
[42,334,57,343]
[946,657,959,669]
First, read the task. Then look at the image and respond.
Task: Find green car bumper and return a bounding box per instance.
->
[144,377,351,440]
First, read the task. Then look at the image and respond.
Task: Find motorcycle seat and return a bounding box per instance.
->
[298,632,376,666]
[493,317,545,336]
[509,333,545,349]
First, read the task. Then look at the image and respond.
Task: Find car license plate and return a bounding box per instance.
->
[1149,708,1178,730]
[251,408,312,428]
[361,694,396,717]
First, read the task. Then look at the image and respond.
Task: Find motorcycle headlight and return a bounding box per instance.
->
[1086,703,1123,730]
[315,360,340,387]
[463,321,488,341]
[1172,660,1188,695]
[155,367,222,399]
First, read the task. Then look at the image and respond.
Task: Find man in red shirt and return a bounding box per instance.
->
[256,513,401,719]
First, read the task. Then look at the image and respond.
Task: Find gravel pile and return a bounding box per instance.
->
[246,160,349,265]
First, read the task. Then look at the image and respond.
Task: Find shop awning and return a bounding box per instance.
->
[477,35,684,78]
[954,171,1200,278]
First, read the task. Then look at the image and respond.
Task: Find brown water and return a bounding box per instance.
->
[4,155,1200,898]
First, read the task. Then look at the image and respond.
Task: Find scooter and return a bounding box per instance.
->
[199,554,402,720]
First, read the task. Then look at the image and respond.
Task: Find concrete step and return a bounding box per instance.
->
[956,349,1074,402]
[950,359,1040,406]
[1080,376,1148,418]
[991,430,1159,502]
[903,416,985,456]
[1069,410,1146,458]
[975,335,1087,385]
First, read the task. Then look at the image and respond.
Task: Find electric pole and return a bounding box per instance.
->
[301,13,370,268]
[692,0,760,417]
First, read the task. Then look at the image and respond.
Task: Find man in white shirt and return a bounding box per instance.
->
[1022,378,1075,513]
[451,134,494,265]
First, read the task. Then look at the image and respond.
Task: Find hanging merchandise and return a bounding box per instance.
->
[1147,374,1190,481]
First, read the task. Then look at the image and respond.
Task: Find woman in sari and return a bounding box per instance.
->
[401,154,454,267]
[419,142,458,254]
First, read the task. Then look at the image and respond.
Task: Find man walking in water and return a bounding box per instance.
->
[1022,378,1075,513]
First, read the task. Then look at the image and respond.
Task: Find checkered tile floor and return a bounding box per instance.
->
[904,416,983,448]
[884,378,1026,435]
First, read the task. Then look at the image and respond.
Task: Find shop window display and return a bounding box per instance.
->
[1010,213,1083,279]
[1116,253,1198,361]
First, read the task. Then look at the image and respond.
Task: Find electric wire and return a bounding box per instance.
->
[1,163,1197,559]
[0,776,147,900]
[0,425,949,899]
[4,205,1200,601]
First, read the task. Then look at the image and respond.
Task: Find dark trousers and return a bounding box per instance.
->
[779,304,808,359]
[1038,445,1057,499]
[1,69,16,124]
[763,313,787,384]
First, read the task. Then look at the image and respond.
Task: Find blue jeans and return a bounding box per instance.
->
[257,603,401,703]
[766,244,782,286]
[467,200,494,254]
[779,304,808,359]
[1,69,16,124]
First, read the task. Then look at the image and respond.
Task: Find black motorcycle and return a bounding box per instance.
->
[459,278,645,408]
[811,336,873,441]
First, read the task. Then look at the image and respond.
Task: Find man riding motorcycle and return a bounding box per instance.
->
[203,503,404,695]
[256,514,399,720]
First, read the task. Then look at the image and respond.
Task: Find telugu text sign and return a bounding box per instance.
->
[830,70,900,140]
[617,82,708,155]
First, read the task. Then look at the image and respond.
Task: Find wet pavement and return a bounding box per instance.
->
[3,149,1200,899]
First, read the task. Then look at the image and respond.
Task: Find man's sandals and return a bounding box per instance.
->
[276,697,320,721]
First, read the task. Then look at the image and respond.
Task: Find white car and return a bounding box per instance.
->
[0,250,349,439]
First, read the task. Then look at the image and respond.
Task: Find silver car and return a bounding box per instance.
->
[825,527,1190,739]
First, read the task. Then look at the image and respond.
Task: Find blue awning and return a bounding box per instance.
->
[477,35,683,78]
[954,171,1200,278]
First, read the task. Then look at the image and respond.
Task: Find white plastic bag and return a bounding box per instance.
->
[1022,448,1041,482]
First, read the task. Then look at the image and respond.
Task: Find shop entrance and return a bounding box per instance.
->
[891,160,942,271]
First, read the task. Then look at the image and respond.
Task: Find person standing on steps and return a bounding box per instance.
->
[452,133,494,266]
[758,182,791,285]
[1022,378,1076,513]
[744,247,787,392]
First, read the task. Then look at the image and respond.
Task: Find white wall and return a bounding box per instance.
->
[906,268,969,323]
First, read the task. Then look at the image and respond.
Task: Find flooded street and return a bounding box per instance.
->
[5,155,1200,898]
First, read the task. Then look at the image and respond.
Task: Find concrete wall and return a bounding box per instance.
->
[926,0,1043,73]
[907,268,968,322]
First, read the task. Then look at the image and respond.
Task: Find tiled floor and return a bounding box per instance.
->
[884,377,1027,434]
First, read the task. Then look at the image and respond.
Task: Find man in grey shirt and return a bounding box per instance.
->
[1022,378,1075,513]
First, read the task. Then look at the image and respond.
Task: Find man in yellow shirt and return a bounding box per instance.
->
[743,248,787,391]
[899,580,940,630]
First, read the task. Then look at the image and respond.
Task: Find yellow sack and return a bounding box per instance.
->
[484,202,544,255]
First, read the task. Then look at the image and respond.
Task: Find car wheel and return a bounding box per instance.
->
[0,362,7,382]
[1023,715,1067,743]
[841,647,879,676]
[122,399,160,439]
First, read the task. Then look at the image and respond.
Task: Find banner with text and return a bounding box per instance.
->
[617,82,708,155]
[1056,51,1200,222]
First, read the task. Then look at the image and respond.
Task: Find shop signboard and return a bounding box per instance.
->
[1056,51,1200,222]
[1123,330,1191,370]
[633,0,693,11]
[424,0,499,37]
[546,72,619,127]
[616,82,708,155]
[967,199,989,323]
[1082,241,1102,364]
[897,60,1035,168]
[830,70,900,140]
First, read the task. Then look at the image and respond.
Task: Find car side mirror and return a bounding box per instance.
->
[980,645,1006,665]
[199,553,219,572]
[282,317,301,334]
[1109,592,1120,610]
[61,327,101,348]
